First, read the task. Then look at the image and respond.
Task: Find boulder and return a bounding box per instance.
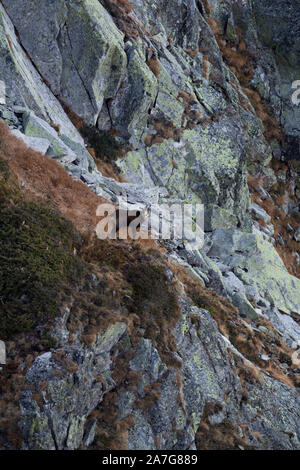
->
[10,129,51,155]
[251,202,272,224]
[0,5,84,145]
[208,229,300,316]
[2,0,127,125]
[23,112,77,162]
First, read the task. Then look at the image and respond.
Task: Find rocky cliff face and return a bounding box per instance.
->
[0,0,300,450]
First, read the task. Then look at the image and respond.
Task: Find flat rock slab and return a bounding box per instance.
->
[208,228,300,316]
[11,129,50,155]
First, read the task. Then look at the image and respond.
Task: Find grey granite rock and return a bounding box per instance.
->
[1,0,300,452]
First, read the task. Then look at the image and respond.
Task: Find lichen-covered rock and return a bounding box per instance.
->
[23,112,77,163]
[2,0,127,125]
[10,129,51,155]
[208,229,300,316]
[109,41,158,144]
[0,4,85,146]
[118,116,253,231]
[20,323,127,450]
[18,301,300,450]
[1,0,273,233]
[251,0,300,138]
[0,0,300,452]
[207,0,300,146]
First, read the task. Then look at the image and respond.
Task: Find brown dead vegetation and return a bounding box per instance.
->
[201,0,211,15]
[203,17,284,142]
[135,382,162,412]
[87,147,124,182]
[145,89,210,148]
[249,166,300,278]
[0,118,297,450]
[0,120,107,235]
[101,0,147,41]
[173,263,299,390]
[179,90,205,129]
[195,402,253,450]
[78,240,181,449]
[0,360,26,449]
[242,87,284,142]
[0,139,180,449]
[147,56,160,77]
[0,328,57,449]
[90,349,142,450]
[185,49,199,58]
[145,117,182,147]
[0,126,182,448]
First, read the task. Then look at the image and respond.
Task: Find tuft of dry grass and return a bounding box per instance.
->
[0,120,107,235]
[185,49,199,58]
[249,165,300,278]
[206,18,221,36]
[201,0,211,15]
[101,0,146,41]
[242,88,284,142]
[147,56,160,77]
[195,402,253,450]
[145,89,205,149]
[203,18,284,142]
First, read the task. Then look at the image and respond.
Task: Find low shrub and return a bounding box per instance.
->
[80,124,123,162]
[0,161,84,339]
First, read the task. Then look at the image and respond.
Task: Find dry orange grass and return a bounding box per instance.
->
[248,166,300,278]
[0,121,181,450]
[87,147,124,182]
[0,120,107,235]
[206,18,221,36]
[145,117,177,146]
[145,89,204,147]
[195,402,253,450]
[102,0,146,41]
[243,87,284,141]
[147,56,160,77]
[186,49,199,58]
[202,0,211,15]
[203,18,284,142]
